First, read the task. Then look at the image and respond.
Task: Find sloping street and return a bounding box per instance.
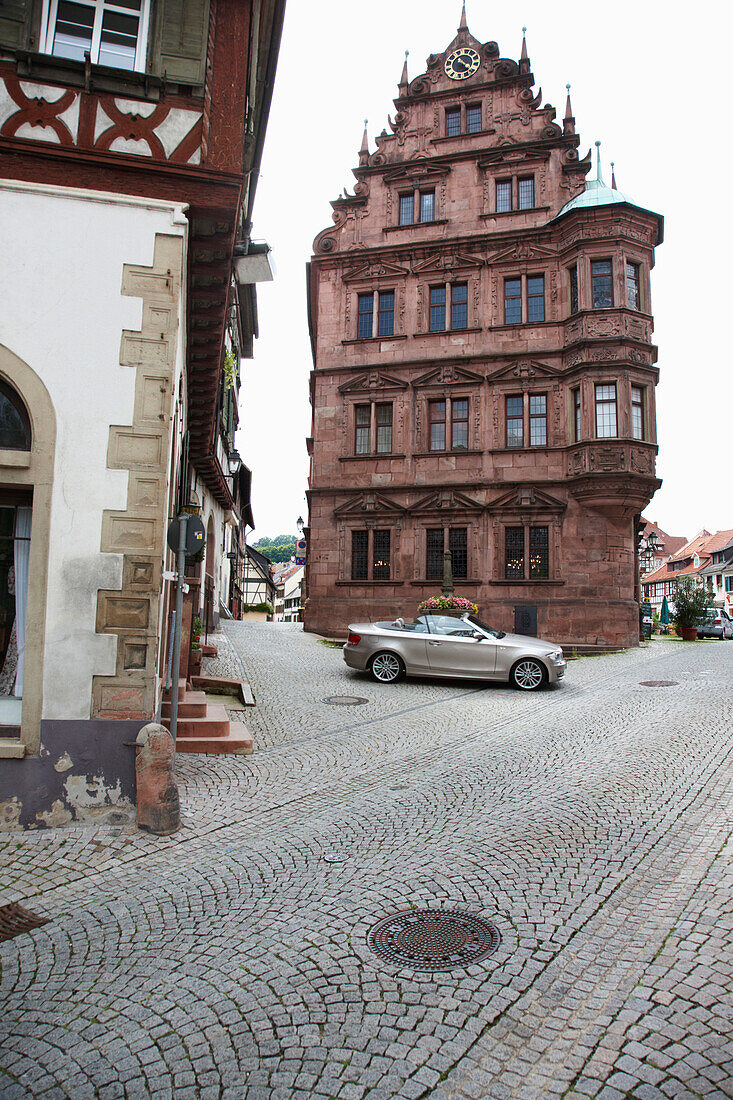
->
[1,626,732,1099]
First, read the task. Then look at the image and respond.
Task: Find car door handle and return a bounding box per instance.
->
[428,641,442,646]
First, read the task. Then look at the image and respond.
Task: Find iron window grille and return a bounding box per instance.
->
[426,527,468,580]
[591,259,613,308]
[595,383,618,437]
[351,530,391,581]
[505,525,549,580]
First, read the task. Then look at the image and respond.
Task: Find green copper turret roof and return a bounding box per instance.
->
[554,142,663,242]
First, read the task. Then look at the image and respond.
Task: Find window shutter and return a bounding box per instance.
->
[149,0,210,87]
[0,0,39,50]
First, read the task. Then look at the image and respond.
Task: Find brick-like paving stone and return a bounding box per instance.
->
[1,628,733,1098]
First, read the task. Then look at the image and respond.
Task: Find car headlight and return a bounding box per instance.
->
[550,648,564,661]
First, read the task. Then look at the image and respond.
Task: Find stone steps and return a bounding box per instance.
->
[161,683,252,755]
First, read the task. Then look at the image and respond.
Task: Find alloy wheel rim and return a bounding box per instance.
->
[373,654,400,681]
[515,661,542,689]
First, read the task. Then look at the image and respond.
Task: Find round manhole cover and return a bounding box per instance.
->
[366,908,500,972]
[640,680,678,687]
[323,852,349,864]
[323,695,369,706]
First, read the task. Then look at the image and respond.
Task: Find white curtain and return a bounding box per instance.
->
[13,505,31,698]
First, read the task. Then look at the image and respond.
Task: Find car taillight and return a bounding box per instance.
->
[714,618,722,625]
[347,633,361,645]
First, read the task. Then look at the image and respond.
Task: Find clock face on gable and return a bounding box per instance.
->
[444,47,481,80]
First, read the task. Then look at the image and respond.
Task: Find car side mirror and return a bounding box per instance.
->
[472,632,484,641]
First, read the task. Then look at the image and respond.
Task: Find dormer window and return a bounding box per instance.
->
[398,188,435,225]
[445,104,482,136]
[44,0,151,72]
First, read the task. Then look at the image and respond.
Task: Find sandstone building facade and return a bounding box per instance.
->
[305,11,663,648]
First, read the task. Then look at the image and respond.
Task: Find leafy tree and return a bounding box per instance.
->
[253,534,297,564]
[671,577,713,631]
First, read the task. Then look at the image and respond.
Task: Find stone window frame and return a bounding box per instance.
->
[416,271,480,334]
[427,395,470,453]
[413,518,481,584]
[503,391,549,450]
[502,271,547,326]
[444,101,483,138]
[352,399,395,457]
[347,279,406,342]
[490,515,563,584]
[623,252,646,312]
[0,348,56,758]
[338,519,401,585]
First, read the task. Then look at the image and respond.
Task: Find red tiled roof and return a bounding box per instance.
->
[642,528,733,584]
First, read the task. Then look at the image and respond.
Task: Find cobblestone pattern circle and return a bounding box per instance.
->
[639,679,679,687]
[322,695,369,705]
[366,908,501,971]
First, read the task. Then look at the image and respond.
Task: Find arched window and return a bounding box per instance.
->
[0,381,31,451]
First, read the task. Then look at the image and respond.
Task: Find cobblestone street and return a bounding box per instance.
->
[1,625,732,1100]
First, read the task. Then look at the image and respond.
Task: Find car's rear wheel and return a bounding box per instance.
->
[369,652,404,683]
[510,658,546,691]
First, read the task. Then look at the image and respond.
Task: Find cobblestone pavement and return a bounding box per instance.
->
[1,627,732,1100]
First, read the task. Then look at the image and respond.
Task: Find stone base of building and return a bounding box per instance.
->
[0,719,144,830]
[305,595,640,651]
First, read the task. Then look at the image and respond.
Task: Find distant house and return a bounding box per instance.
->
[271,561,304,622]
[697,534,733,615]
[642,529,733,615]
[638,517,687,576]
[234,544,277,620]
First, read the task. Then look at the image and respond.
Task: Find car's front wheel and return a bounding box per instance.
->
[369,652,404,683]
[510,658,547,691]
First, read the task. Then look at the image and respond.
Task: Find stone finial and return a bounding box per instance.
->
[459,1,468,31]
[611,161,617,189]
[519,26,530,74]
[563,82,575,136]
[595,140,604,184]
[359,119,369,166]
[400,49,409,90]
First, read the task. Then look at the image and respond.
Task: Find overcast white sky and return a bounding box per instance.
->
[239,0,731,545]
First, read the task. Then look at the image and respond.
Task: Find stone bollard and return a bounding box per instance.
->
[135,723,181,835]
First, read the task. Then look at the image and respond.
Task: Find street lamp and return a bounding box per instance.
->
[227,450,242,476]
[296,515,304,534]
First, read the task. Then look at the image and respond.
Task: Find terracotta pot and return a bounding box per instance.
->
[419,607,476,618]
[680,626,698,641]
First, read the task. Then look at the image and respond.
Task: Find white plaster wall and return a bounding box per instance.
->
[0,181,187,720]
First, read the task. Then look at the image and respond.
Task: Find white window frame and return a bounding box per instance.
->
[40,0,152,73]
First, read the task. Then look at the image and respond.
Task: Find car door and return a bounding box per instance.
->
[424,617,497,677]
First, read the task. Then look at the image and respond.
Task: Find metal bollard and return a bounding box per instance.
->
[135,723,181,835]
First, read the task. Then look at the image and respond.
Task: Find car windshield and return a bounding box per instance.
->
[466,614,505,639]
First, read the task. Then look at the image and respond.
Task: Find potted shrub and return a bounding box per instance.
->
[417,595,478,618]
[671,578,712,641]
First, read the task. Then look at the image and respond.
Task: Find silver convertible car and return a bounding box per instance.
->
[343,613,566,690]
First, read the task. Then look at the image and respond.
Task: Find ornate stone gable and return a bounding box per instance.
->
[413,364,484,388]
[487,486,566,514]
[334,492,407,517]
[411,251,484,275]
[488,360,561,382]
[410,489,484,515]
[342,259,410,283]
[338,372,408,394]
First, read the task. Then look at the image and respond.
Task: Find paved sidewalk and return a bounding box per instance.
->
[1,629,732,1099]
